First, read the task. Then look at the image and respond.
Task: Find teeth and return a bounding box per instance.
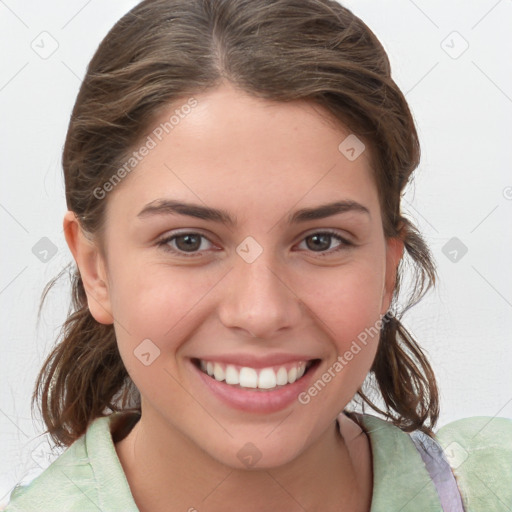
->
[225,365,239,385]
[258,368,277,389]
[197,359,313,390]
[276,367,288,385]
[297,362,306,379]
[239,367,258,388]
[213,363,225,381]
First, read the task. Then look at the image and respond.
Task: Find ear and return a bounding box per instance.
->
[381,235,404,315]
[63,211,114,324]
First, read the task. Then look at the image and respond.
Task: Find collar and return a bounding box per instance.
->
[86,410,442,511]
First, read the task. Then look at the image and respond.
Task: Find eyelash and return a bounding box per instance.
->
[156,229,354,258]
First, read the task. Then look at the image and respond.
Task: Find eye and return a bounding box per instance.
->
[296,230,353,257]
[157,232,215,257]
[156,229,353,258]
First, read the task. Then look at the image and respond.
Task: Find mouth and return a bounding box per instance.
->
[191,358,320,392]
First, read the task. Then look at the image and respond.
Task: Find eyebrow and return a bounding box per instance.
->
[137,199,370,225]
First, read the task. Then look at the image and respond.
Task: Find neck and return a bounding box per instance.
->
[114,411,372,512]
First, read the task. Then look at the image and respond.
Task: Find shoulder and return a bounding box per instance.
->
[435,416,512,511]
[348,411,512,511]
[348,411,450,509]
[3,413,139,512]
[3,431,98,511]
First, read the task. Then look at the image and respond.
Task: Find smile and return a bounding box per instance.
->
[194,359,316,391]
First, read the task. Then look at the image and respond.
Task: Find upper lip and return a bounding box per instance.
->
[192,354,319,368]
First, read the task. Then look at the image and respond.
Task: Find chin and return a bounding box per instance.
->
[201,430,313,471]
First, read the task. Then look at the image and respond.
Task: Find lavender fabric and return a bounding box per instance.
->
[410,430,465,511]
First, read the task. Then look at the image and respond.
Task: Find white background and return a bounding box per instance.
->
[1,0,511,505]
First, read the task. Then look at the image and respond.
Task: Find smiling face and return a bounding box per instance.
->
[66,82,403,469]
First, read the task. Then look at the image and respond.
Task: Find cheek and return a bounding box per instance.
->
[304,255,386,334]
[109,262,219,356]
[108,267,208,410]
[293,262,385,417]
[301,256,386,380]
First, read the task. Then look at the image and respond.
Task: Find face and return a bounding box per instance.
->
[67,83,402,469]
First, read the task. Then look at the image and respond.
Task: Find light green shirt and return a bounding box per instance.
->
[3,411,512,511]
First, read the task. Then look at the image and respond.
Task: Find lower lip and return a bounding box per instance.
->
[189,359,320,413]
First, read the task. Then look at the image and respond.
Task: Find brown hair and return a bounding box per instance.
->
[33,0,439,448]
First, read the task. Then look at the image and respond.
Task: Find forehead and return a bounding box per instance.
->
[106,84,379,224]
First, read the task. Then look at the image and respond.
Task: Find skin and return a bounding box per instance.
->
[64,82,403,512]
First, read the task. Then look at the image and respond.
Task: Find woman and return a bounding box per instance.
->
[4,1,511,511]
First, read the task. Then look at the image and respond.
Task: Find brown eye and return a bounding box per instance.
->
[305,233,333,251]
[157,232,213,257]
[297,231,353,257]
[174,234,202,252]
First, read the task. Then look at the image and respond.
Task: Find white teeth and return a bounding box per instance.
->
[198,359,313,390]
[213,363,225,381]
[239,367,258,388]
[276,367,288,386]
[225,365,239,385]
[258,368,277,389]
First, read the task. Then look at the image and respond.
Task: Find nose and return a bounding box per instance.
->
[217,251,304,340]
